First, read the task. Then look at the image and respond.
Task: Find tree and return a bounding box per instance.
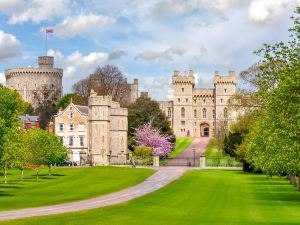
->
[56,93,86,111]
[2,129,30,182]
[27,129,67,177]
[127,96,174,149]
[0,85,27,163]
[134,122,173,157]
[237,8,300,178]
[33,84,60,129]
[72,65,130,104]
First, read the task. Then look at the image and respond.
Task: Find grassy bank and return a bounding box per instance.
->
[0,166,154,211]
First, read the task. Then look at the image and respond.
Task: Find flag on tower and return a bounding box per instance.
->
[46,28,54,33]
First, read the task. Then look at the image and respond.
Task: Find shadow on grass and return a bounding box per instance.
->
[0,191,14,197]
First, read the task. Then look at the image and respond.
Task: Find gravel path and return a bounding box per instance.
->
[0,167,188,221]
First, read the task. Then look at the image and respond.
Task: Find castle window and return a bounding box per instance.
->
[69,112,74,119]
[203,98,206,103]
[79,136,84,147]
[202,108,207,119]
[59,123,64,132]
[167,108,172,118]
[181,107,185,118]
[194,109,197,118]
[181,121,185,126]
[68,136,74,146]
[78,123,85,131]
[224,108,228,118]
[182,88,184,92]
[220,98,223,103]
[69,123,74,131]
[224,88,227,93]
[212,110,215,119]
[186,98,188,103]
[178,98,180,103]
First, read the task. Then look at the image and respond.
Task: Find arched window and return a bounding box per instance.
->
[212,109,215,119]
[224,108,228,118]
[194,109,197,118]
[181,107,185,118]
[202,108,207,119]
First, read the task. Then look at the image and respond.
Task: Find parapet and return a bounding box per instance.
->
[213,70,236,85]
[88,94,113,106]
[172,70,195,85]
[38,56,54,69]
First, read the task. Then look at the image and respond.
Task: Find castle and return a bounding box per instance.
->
[54,90,128,166]
[159,70,237,138]
[5,56,63,108]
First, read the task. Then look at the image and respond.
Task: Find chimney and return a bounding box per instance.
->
[173,70,179,76]
[35,120,40,129]
[133,78,138,85]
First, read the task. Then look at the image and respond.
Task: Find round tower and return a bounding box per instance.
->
[5,56,63,108]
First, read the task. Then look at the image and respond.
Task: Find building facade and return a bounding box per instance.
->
[54,91,128,165]
[159,70,237,138]
[54,103,88,165]
[5,56,63,108]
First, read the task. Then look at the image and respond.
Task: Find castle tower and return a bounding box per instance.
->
[5,56,63,108]
[88,90,111,165]
[214,70,236,134]
[172,70,195,137]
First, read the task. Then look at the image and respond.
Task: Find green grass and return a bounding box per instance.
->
[3,170,300,225]
[160,137,193,165]
[0,166,154,211]
[205,139,241,167]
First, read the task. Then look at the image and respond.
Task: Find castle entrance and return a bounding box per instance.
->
[200,123,210,137]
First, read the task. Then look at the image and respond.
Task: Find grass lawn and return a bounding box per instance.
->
[160,137,193,165]
[205,139,241,167]
[0,166,154,211]
[3,170,300,225]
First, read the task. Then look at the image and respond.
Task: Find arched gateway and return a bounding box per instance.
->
[200,123,210,137]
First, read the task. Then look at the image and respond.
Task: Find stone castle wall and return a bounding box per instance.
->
[160,70,237,138]
[5,56,63,107]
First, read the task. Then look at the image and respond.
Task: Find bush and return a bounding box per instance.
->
[132,146,153,165]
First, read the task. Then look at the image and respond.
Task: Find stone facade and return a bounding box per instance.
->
[88,90,128,165]
[54,103,88,165]
[159,70,237,138]
[5,56,63,108]
[54,91,128,166]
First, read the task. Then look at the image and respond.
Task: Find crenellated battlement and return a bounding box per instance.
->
[213,70,236,85]
[172,70,195,85]
[88,92,113,106]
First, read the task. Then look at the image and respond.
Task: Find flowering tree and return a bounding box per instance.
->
[134,122,173,157]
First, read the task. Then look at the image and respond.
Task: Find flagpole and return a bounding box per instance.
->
[45,30,48,56]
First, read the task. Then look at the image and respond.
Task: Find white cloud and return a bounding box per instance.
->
[64,66,76,78]
[54,14,116,38]
[65,51,109,70]
[0,30,22,62]
[249,0,300,24]
[141,74,172,100]
[47,49,63,59]
[0,0,70,24]
[152,0,244,18]
[0,72,6,85]
[135,47,186,61]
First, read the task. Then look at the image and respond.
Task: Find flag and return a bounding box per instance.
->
[46,28,54,33]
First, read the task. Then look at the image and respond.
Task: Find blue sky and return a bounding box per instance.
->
[0,0,298,100]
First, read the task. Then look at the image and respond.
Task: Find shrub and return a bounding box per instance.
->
[132,146,153,165]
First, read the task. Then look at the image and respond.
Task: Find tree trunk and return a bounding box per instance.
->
[36,168,39,181]
[48,165,51,176]
[297,176,300,191]
[4,166,7,184]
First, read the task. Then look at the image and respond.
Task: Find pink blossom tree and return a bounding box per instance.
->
[134,122,173,157]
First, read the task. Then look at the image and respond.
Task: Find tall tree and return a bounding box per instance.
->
[72,65,130,104]
[56,93,86,111]
[127,96,174,149]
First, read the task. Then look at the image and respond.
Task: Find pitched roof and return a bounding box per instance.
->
[74,105,88,115]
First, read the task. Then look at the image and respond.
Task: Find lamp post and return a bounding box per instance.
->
[193,147,196,166]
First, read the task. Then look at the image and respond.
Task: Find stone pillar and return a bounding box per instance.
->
[199,156,206,168]
[153,156,160,167]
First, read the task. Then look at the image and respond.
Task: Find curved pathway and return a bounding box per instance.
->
[0,167,188,221]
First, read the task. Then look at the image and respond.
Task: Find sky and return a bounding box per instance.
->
[0,0,298,100]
